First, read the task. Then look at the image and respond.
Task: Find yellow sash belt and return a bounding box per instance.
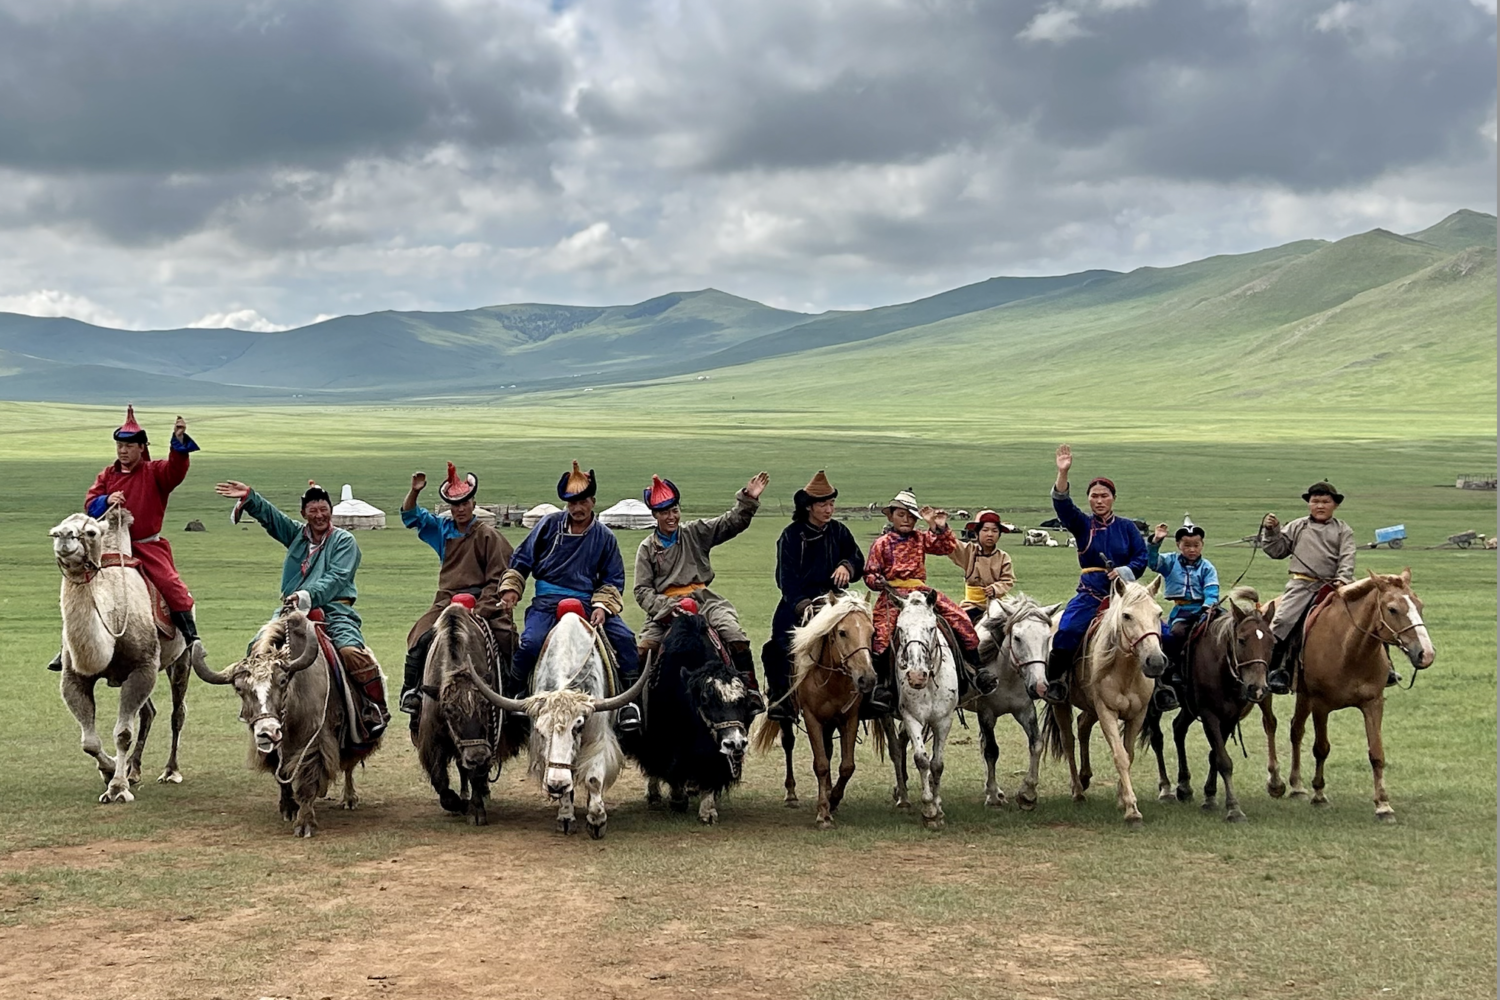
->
[964,584,988,604]
[1290,573,1323,583]
[885,578,925,589]
[663,582,706,598]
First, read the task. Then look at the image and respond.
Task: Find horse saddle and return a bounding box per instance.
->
[97,553,174,639]
[933,617,968,670]
[1300,585,1339,642]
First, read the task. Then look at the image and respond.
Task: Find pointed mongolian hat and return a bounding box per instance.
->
[113,405,148,446]
[557,461,597,502]
[438,462,479,504]
[301,480,332,510]
[882,488,920,517]
[1175,513,1205,542]
[643,475,680,511]
[793,470,838,508]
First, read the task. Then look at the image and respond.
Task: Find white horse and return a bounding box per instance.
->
[50,506,197,802]
[468,611,650,839]
[970,593,1062,810]
[879,590,960,830]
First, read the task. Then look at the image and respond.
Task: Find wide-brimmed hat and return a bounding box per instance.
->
[113,405,148,447]
[794,470,838,508]
[643,475,680,511]
[882,488,920,517]
[438,462,478,504]
[966,509,1002,533]
[1301,481,1345,504]
[557,461,597,501]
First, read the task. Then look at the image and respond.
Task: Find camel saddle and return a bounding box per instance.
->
[97,553,174,639]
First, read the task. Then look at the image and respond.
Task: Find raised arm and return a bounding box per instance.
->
[1259,514,1293,560]
[218,481,301,548]
[156,416,199,493]
[698,478,764,547]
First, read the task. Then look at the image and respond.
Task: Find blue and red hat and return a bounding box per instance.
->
[113,405,148,447]
[438,462,478,504]
[643,475,680,511]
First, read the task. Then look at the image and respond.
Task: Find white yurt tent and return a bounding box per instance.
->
[598,498,654,530]
[522,502,561,528]
[332,484,386,530]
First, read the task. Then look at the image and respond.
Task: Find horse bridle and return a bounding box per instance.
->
[998,607,1052,676]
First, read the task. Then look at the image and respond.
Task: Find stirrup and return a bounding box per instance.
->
[1266,669,1292,696]
[973,666,999,695]
[1041,679,1070,706]
[47,650,63,672]
[1152,684,1180,713]
[768,699,797,723]
[398,689,422,715]
[864,684,896,716]
[615,703,642,732]
[1386,668,1400,688]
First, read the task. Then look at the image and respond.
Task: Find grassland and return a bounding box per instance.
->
[0,403,1494,999]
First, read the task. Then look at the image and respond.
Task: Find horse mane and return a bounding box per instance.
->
[1087,581,1157,676]
[1338,576,1383,601]
[789,592,870,691]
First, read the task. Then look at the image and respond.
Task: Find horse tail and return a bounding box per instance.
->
[750,716,782,755]
[1040,703,1066,761]
[1137,706,1160,751]
[868,718,887,762]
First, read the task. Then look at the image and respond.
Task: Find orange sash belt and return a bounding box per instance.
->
[663,582,706,598]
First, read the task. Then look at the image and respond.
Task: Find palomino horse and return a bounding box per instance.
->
[1043,576,1167,825]
[1148,588,1274,822]
[878,589,960,830]
[970,593,1061,810]
[468,611,651,838]
[751,591,876,829]
[1283,570,1435,821]
[50,506,197,802]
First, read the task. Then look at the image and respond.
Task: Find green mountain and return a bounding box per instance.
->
[0,211,1491,434]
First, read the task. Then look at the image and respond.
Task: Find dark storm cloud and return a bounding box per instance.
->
[578,0,1496,189]
[0,0,573,174]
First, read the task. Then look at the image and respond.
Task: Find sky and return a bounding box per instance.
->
[0,0,1493,331]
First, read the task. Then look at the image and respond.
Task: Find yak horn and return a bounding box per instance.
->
[282,615,321,675]
[592,659,654,713]
[465,663,529,714]
[192,645,238,686]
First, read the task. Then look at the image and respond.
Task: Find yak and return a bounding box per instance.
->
[637,610,765,825]
[415,602,521,826]
[194,608,380,837]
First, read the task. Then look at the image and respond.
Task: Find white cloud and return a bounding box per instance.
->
[1017,5,1088,44]
[188,308,289,332]
[0,289,134,328]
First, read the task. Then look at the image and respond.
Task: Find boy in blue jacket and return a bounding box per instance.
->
[1147,520,1220,712]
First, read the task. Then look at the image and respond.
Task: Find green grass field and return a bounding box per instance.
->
[0,404,1494,999]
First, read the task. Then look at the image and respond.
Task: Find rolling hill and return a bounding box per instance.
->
[0,211,1492,434]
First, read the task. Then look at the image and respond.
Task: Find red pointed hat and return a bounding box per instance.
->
[438,461,479,504]
[113,404,148,445]
[643,474,680,511]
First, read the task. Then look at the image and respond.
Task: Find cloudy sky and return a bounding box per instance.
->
[0,0,1493,331]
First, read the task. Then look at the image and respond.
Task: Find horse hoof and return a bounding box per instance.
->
[1311,796,1329,808]
[1079,776,1092,791]
[1124,814,1144,829]
[1267,779,1287,799]
[157,769,183,785]
[469,811,488,827]
[1157,788,1175,803]
[1374,809,1396,824]
[923,817,944,831]
[1017,793,1037,812]
[587,821,606,840]
[99,787,134,805]
[985,792,1007,809]
[894,799,911,811]
[1225,809,1247,823]
[784,796,799,809]
[1176,787,1193,803]
[1200,798,1218,813]
[1072,792,1087,803]
[1288,787,1309,800]
[815,817,835,831]
[438,791,466,814]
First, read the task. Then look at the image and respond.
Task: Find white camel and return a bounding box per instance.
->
[50,506,197,802]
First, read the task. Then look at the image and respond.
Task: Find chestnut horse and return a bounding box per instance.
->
[1280,569,1435,821]
[751,591,876,829]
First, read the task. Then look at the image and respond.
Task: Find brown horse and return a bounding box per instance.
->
[751,591,876,829]
[1279,569,1435,821]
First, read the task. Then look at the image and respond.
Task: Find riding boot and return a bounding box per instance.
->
[1385,650,1400,688]
[865,649,897,716]
[170,608,201,648]
[1152,677,1180,713]
[964,645,999,695]
[761,640,797,723]
[46,648,63,672]
[1042,647,1073,705]
[399,631,433,716]
[728,643,766,715]
[1266,636,1292,695]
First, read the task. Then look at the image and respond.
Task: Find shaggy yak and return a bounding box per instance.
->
[194,607,380,837]
[415,602,520,825]
[637,610,766,825]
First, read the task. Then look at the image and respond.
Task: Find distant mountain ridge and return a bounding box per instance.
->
[0,210,1491,404]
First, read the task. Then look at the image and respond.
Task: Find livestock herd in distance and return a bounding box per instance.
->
[49,503,1436,838]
